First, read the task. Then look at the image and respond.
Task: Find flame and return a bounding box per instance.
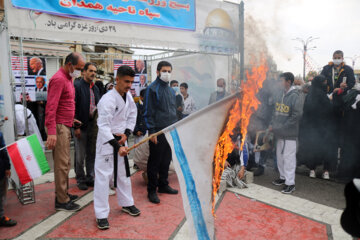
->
[240,59,269,150]
[212,59,268,216]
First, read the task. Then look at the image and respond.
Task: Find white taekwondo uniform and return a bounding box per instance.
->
[94,89,137,219]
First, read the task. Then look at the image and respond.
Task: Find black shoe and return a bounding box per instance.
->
[122,205,141,216]
[148,192,160,204]
[55,200,80,212]
[86,181,94,187]
[0,216,17,227]
[96,218,109,230]
[158,185,178,194]
[272,179,286,186]
[281,185,296,194]
[254,166,265,176]
[68,193,79,201]
[77,182,88,190]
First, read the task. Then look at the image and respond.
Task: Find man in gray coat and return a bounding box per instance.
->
[208,78,230,104]
[269,72,301,194]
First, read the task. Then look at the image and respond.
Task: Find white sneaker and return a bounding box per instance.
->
[309,170,316,178]
[109,188,116,196]
[322,171,330,180]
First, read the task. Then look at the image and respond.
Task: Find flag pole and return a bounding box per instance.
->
[127,130,164,153]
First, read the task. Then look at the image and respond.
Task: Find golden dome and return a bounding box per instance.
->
[204,8,234,32]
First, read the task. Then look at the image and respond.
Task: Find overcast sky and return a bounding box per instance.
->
[245,0,360,75]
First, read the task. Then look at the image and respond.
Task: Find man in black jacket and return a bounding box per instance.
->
[134,88,147,144]
[321,50,355,96]
[74,62,100,190]
[144,61,178,204]
[321,50,356,181]
[0,131,17,227]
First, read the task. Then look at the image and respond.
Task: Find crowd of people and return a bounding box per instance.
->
[1,49,360,229]
[247,50,360,194]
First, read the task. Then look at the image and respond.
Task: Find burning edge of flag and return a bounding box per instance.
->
[212,59,268,215]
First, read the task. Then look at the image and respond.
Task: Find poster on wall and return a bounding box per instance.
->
[114,59,148,97]
[11,56,48,102]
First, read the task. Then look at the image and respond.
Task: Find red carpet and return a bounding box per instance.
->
[46,172,184,239]
[0,178,92,240]
[215,192,329,240]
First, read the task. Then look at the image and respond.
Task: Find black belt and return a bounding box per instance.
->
[113,135,130,188]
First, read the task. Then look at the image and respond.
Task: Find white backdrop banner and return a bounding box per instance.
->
[151,54,230,109]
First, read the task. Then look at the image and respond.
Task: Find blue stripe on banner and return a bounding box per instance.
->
[170,129,210,240]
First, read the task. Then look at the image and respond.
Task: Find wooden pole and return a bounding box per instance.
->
[127,130,164,153]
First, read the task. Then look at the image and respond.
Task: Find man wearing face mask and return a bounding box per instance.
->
[45,52,85,212]
[321,50,355,96]
[321,50,356,181]
[208,78,230,105]
[170,80,184,121]
[144,61,178,204]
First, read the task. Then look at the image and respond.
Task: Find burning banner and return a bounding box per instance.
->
[164,93,239,239]
[212,59,268,215]
[130,61,268,239]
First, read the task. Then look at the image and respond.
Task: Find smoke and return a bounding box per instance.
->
[244,0,306,66]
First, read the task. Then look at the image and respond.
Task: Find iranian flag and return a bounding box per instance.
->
[7,135,50,185]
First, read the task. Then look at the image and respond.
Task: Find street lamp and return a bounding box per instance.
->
[293,36,319,81]
[345,55,360,69]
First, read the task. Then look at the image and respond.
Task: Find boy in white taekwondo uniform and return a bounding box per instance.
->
[94,65,140,230]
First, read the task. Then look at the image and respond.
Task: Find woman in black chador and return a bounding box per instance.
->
[298,75,337,179]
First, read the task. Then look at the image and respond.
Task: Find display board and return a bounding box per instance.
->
[11,56,48,102]
[114,59,148,97]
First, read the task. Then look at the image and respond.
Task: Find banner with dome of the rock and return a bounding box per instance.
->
[6,0,239,54]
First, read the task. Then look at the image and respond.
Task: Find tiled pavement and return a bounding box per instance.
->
[1,166,353,240]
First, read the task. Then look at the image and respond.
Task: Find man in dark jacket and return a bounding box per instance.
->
[170,80,184,121]
[74,62,100,190]
[270,72,301,194]
[321,50,355,96]
[0,132,17,227]
[321,50,356,181]
[144,61,178,204]
[134,88,147,144]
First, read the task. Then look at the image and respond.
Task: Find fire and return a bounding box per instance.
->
[212,59,268,216]
[240,59,269,150]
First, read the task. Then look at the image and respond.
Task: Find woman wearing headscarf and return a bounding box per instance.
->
[297,75,337,179]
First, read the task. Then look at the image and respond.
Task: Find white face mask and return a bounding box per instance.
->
[333,59,343,66]
[70,69,81,79]
[160,72,171,83]
[217,86,224,93]
[172,86,179,93]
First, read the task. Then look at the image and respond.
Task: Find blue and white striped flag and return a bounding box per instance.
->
[163,93,239,240]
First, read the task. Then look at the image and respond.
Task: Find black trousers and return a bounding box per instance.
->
[147,133,171,193]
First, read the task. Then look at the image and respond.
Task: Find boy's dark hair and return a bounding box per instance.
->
[180,82,188,89]
[117,65,135,78]
[157,61,172,71]
[84,62,97,71]
[170,80,178,86]
[280,72,295,85]
[140,88,146,98]
[333,50,344,58]
[65,53,80,65]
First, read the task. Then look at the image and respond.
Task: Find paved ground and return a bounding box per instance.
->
[2,142,353,240]
[253,165,346,210]
[2,162,353,240]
